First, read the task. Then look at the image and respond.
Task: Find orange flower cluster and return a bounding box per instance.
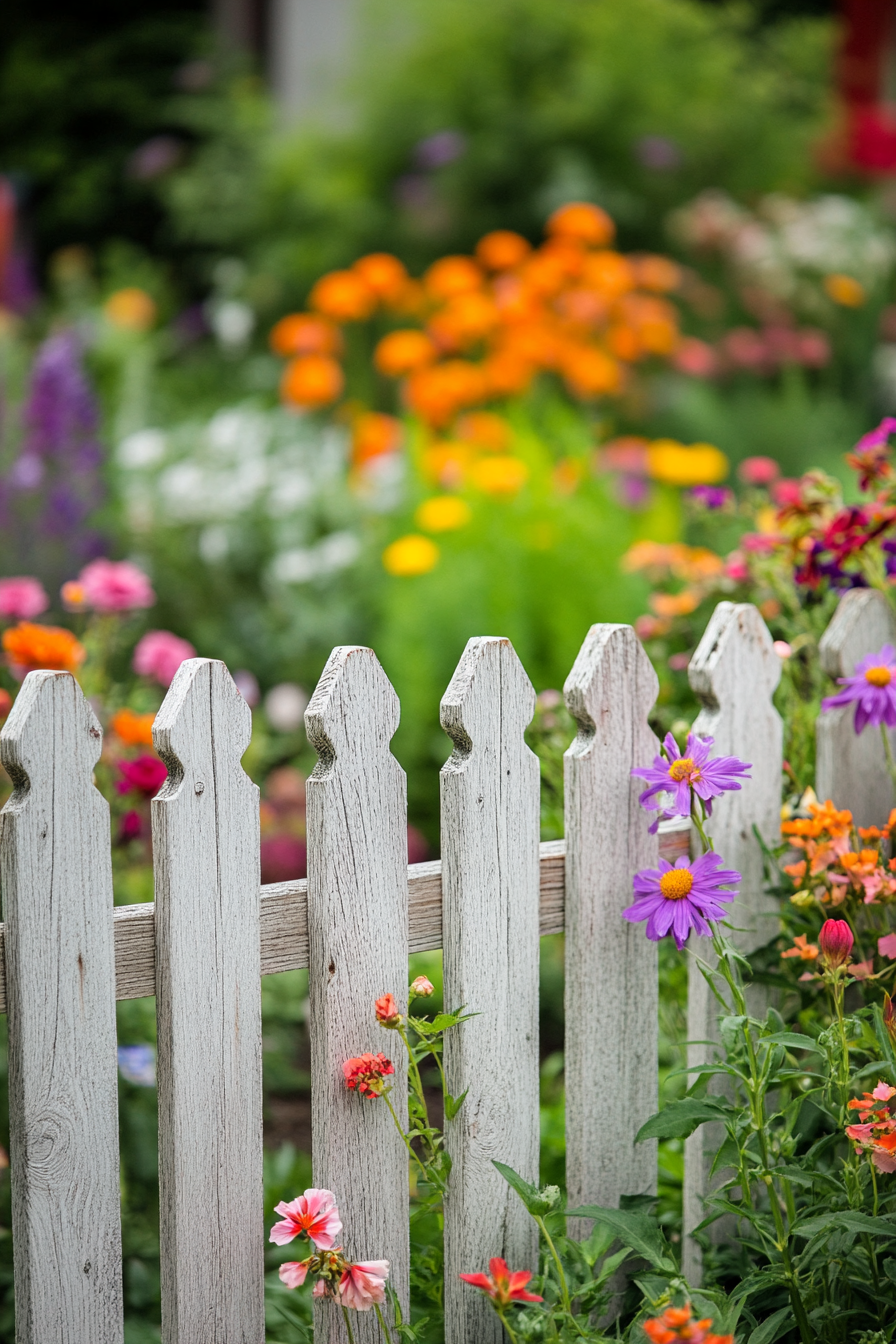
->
[623,541,728,639]
[780,799,896,909]
[846,1080,896,1172]
[2,622,86,674]
[643,1303,733,1344]
[110,708,156,747]
[272,203,683,433]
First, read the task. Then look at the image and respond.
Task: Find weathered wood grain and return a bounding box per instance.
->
[0,671,123,1343]
[152,658,264,1344]
[305,647,409,1344]
[440,638,541,1344]
[817,587,896,827]
[683,601,782,1283]
[563,624,660,1240]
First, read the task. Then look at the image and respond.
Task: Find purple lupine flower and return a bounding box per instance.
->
[632,731,752,831]
[821,645,896,734]
[623,852,740,950]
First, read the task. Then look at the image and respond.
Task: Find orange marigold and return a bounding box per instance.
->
[374,329,437,377]
[562,347,622,399]
[110,708,156,747]
[281,355,344,409]
[405,361,487,426]
[423,256,483,301]
[3,622,86,673]
[475,230,532,271]
[269,313,342,358]
[352,253,409,303]
[427,292,499,350]
[352,412,403,465]
[546,202,615,248]
[649,590,699,618]
[481,351,535,397]
[309,269,376,322]
[582,251,634,299]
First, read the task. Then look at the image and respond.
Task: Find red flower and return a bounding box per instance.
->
[819,918,854,969]
[117,755,168,797]
[375,993,402,1027]
[343,1052,394,1098]
[459,1257,543,1307]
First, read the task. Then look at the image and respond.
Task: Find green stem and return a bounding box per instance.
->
[397,1024,441,1165]
[496,1308,519,1344]
[872,1158,880,1218]
[882,723,896,802]
[534,1216,587,1337]
[382,1091,432,1187]
[341,1304,358,1344]
[691,803,715,855]
[374,1301,396,1343]
[830,978,852,1124]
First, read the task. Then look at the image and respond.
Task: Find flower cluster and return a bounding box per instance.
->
[642,1301,734,1344]
[343,1052,395,1099]
[269,1187,389,1311]
[780,797,896,913]
[846,1080,896,1172]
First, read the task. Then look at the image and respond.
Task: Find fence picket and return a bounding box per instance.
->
[817,588,896,826]
[563,624,660,1238]
[440,637,540,1344]
[305,647,409,1344]
[683,601,782,1281]
[0,671,123,1343]
[152,658,264,1344]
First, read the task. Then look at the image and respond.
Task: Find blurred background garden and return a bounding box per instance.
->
[1,0,895,1337]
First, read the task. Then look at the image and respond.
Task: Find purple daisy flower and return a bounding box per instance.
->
[623,852,741,950]
[632,732,752,831]
[821,644,896,734]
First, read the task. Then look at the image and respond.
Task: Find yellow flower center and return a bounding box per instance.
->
[659,869,694,901]
[668,757,698,782]
[865,666,892,688]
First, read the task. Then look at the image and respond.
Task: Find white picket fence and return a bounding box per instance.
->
[0,590,890,1344]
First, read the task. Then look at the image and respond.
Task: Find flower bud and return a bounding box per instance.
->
[819,918,854,969]
[789,889,815,909]
[410,974,434,998]
[374,992,403,1028]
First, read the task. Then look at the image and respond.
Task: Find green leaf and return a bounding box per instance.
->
[709,1134,741,1178]
[564,1205,675,1271]
[760,1031,822,1054]
[748,1306,793,1344]
[636,1097,730,1142]
[492,1161,557,1217]
[794,1211,896,1239]
[444,1089,468,1121]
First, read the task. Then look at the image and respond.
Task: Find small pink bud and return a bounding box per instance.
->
[410,975,434,998]
[819,918,854,969]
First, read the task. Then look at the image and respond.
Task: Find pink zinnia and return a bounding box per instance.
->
[0,577,49,621]
[117,755,168,797]
[79,558,155,613]
[624,852,740,950]
[269,1189,343,1251]
[821,644,896,734]
[133,629,196,687]
[737,455,780,486]
[338,1260,390,1311]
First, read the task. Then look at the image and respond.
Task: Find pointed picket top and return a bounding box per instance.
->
[305,646,409,1344]
[563,624,660,1240]
[440,638,540,1344]
[0,671,123,1343]
[151,657,264,1344]
[817,588,896,826]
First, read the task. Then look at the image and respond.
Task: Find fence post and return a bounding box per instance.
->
[0,671,123,1343]
[152,658,264,1344]
[563,625,660,1237]
[440,637,540,1344]
[683,602,782,1282]
[816,588,896,826]
[305,647,409,1344]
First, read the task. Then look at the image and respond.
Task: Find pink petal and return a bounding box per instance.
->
[879,933,896,960]
[279,1261,310,1289]
[269,1219,299,1245]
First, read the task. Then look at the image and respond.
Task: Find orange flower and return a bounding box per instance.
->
[424,256,483,301]
[422,442,473,489]
[824,273,865,307]
[553,458,584,495]
[646,440,728,486]
[634,255,682,293]
[269,313,342,358]
[280,355,344,409]
[309,269,376,322]
[60,580,87,611]
[470,456,529,496]
[581,251,634,299]
[427,292,499,350]
[783,859,807,884]
[374,992,402,1027]
[110,708,156,747]
[562,347,622,399]
[608,325,643,361]
[546,202,615,247]
[518,250,570,298]
[781,934,819,961]
[475,230,532,271]
[3,622,86,673]
[481,350,535,397]
[104,287,157,332]
[352,253,408,304]
[374,329,437,377]
[382,534,440,576]
[352,412,403,465]
[416,496,472,532]
[405,361,487,426]
[456,411,511,452]
[649,590,699,618]
[642,1302,732,1344]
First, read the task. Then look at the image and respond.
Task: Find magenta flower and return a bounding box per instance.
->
[269,1189,343,1251]
[0,577,49,621]
[632,732,751,831]
[623,852,741,950]
[133,629,196,687]
[821,645,896,734]
[79,558,155,613]
[117,755,168,797]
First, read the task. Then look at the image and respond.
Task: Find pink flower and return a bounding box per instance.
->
[0,577,49,621]
[879,933,896,960]
[269,1189,343,1250]
[78,558,155,613]
[724,550,750,582]
[819,918,854,969]
[133,630,196,687]
[117,755,168,797]
[410,975,434,997]
[343,1053,394,1098]
[338,1260,390,1311]
[279,1260,312,1289]
[738,455,780,486]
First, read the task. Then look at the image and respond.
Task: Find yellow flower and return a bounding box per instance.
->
[104,288,157,332]
[470,456,530,496]
[824,273,866,308]
[382,534,440,577]
[646,439,728,486]
[415,496,472,532]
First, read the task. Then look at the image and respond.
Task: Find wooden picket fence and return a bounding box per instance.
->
[0,588,892,1344]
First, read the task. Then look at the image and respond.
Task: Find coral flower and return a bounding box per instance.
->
[642,1302,732,1344]
[632,731,751,830]
[339,1259,390,1311]
[375,993,402,1027]
[624,852,740,950]
[3,622,86,675]
[781,934,819,962]
[822,645,896,733]
[79,558,155,613]
[269,1189,343,1250]
[343,1052,395,1098]
[459,1257,544,1307]
[410,974,434,997]
[0,577,49,621]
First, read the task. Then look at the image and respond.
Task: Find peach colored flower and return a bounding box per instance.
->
[410,975,434,997]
